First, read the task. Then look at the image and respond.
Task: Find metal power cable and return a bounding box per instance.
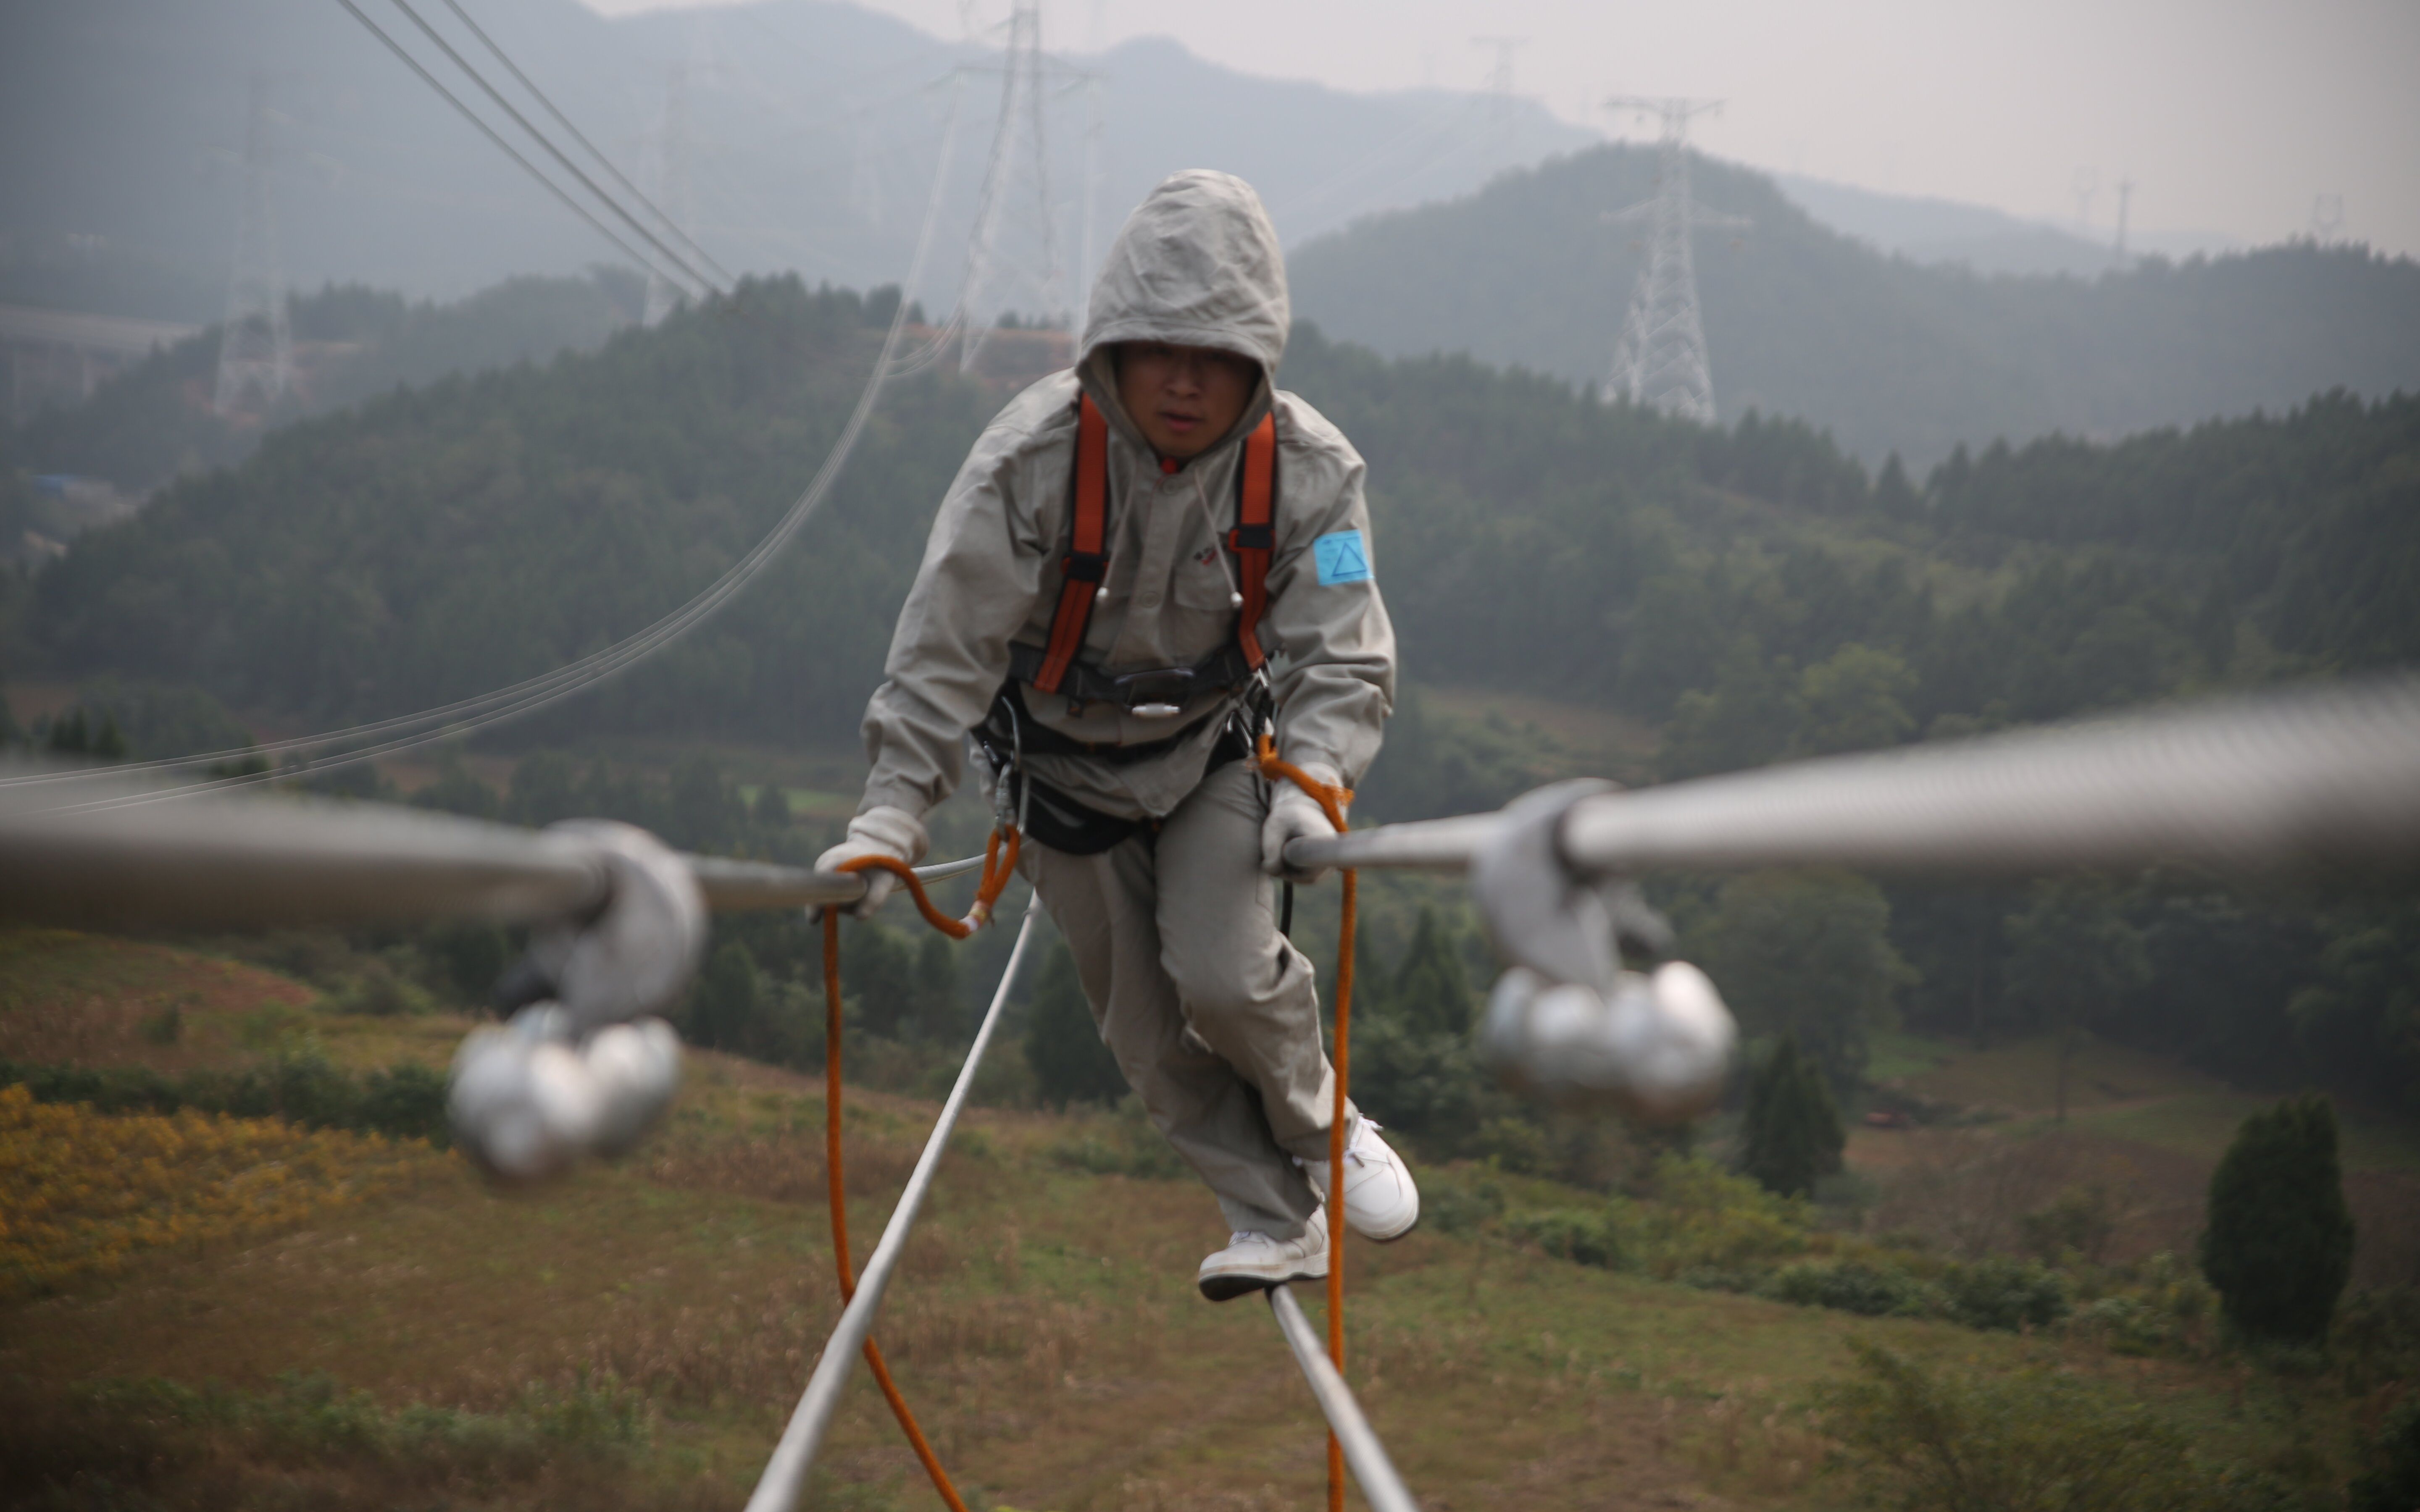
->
[1265,1286,1419,1512]
[21,74,973,814]
[434,0,734,286]
[0,757,992,929]
[329,0,702,293]
[746,893,1044,1512]
[381,0,722,296]
[1284,675,2420,880]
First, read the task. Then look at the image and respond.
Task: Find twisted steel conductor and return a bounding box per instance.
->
[1288,675,2420,879]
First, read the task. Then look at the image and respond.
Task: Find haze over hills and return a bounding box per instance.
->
[1290,143,2420,469]
[1770,173,2241,280]
[0,0,1588,320]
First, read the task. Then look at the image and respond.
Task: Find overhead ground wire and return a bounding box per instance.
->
[329,0,703,296]
[435,0,735,287]
[381,0,723,297]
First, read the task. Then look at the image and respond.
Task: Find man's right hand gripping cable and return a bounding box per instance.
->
[1260,761,1340,885]
[815,805,929,918]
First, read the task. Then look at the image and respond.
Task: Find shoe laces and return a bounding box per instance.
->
[1302,1119,1385,1173]
[1228,1230,1270,1248]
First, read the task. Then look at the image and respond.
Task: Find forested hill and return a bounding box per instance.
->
[1288,142,2420,470]
[14,272,639,494]
[16,278,2420,1110]
[19,274,2419,772]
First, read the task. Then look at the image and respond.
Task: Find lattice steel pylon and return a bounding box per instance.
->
[1602,97,1742,426]
[213,75,292,418]
[957,0,1063,369]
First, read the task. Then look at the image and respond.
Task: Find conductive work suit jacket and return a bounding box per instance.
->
[858,170,1396,827]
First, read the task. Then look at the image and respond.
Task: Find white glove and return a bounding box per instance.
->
[814,805,929,918]
[1261,767,1342,885]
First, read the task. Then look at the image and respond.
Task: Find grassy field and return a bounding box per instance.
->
[4,928,2409,1509]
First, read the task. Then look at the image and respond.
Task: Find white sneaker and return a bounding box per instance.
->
[1197,1206,1329,1302]
[1304,1120,1420,1242]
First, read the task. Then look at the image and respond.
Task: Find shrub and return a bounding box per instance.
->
[1939,1255,2070,1332]
[1025,942,1125,1110]
[1817,1340,2246,1512]
[1505,1207,1624,1269]
[328,960,433,1017]
[2078,1296,2177,1357]
[1046,1098,1184,1180]
[0,1056,451,1145]
[2200,1093,2355,1345]
[2333,1287,2420,1394]
[1420,1171,1506,1234]
[0,1087,431,1295]
[2349,1398,2420,1512]
[1762,1258,1925,1317]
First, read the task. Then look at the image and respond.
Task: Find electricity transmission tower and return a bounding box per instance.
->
[214,75,292,418]
[640,65,694,327]
[1471,36,1526,122]
[2309,194,2345,244]
[957,0,1071,367]
[2111,176,2134,265]
[1602,97,1741,425]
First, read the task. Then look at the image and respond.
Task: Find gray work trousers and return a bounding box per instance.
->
[1021,757,1354,1241]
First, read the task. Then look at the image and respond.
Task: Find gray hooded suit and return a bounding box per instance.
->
[856,170,1396,1239]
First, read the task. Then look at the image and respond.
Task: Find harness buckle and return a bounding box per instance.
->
[1227,524,1275,553]
[1111,664,1199,718]
[1062,551,1108,583]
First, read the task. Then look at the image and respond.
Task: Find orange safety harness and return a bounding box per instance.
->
[1031,393,1280,700]
[815,398,1363,1512]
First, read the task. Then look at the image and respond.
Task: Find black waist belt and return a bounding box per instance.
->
[981,677,1227,765]
[976,681,1253,855]
[1005,640,1258,717]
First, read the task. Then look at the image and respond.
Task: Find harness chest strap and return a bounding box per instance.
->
[1030,393,1278,698]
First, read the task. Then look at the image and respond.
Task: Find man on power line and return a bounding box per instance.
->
[820,170,1416,1298]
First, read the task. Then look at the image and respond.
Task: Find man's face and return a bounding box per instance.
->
[1115,341,1257,461]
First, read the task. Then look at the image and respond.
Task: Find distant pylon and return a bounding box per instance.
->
[641,66,693,327]
[213,75,292,418]
[1471,36,1526,122]
[2309,194,2345,245]
[1602,97,1742,426]
[958,0,1063,368]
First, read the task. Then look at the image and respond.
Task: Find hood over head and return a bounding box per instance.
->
[1077,171,1289,444]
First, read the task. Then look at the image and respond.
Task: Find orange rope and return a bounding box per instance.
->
[1255,733,1356,1512]
[813,837,1020,1512]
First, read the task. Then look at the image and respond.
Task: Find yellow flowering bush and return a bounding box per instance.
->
[0,1084,433,1296]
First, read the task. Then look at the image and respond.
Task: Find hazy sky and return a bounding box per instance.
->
[588,0,2420,259]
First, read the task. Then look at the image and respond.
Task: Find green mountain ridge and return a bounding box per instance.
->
[1289,143,2420,470]
[10,273,2418,1116]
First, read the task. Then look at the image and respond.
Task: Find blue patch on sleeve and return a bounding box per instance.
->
[1313,529,1372,586]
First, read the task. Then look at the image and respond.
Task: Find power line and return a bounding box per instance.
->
[24,80,975,814]
[379,0,723,296]
[330,0,705,293]
[435,0,735,287]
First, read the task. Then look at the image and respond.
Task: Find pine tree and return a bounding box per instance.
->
[1025,941,1126,1109]
[1741,1036,1845,1198]
[909,933,962,1041]
[91,712,129,761]
[1390,906,1474,1036]
[2200,1093,2355,1344]
[48,707,89,756]
[1873,452,1920,519]
[690,940,763,1054]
